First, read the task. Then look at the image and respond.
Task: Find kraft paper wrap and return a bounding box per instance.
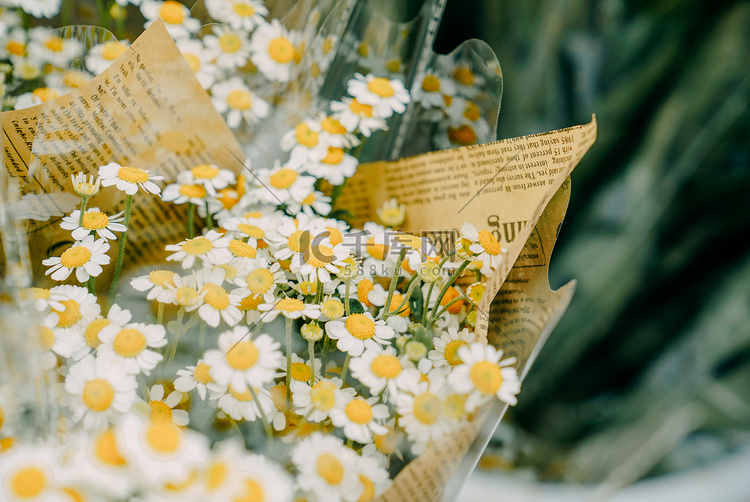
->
[1,19,597,502]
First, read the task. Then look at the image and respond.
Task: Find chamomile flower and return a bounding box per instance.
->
[368,285,411,333]
[329,97,387,136]
[412,73,457,109]
[28,27,82,67]
[130,269,176,303]
[176,38,219,89]
[39,313,88,361]
[174,359,215,400]
[167,272,207,309]
[140,0,201,39]
[304,147,358,186]
[318,115,359,149]
[292,237,350,284]
[291,377,354,423]
[395,377,453,453]
[85,40,130,75]
[195,439,246,500]
[291,433,363,502]
[70,172,101,197]
[428,327,476,376]
[16,0,61,18]
[14,87,60,109]
[347,73,410,119]
[97,322,167,375]
[60,207,126,241]
[161,172,209,205]
[350,346,412,397]
[376,198,406,228]
[215,383,275,422]
[0,27,26,61]
[206,0,268,32]
[234,257,285,303]
[146,384,189,426]
[63,428,132,499]
[24,286,66,312]
[45,285,100,336]
[466,282,485,305]
[186,163,237,197]
[64,354,138,430]
[0,446,60,501]
[459,222,506,274]
[231,452,294,502]
[205,327,282,391]
[258,297,321,322]
[81,304,132,351]
[435,120,490,149]
[351,452,392,500]
[325,312,395,357]
[204,25,252,70]
[114,413,209,486]
[249,19,299,82]
[276,353,322,385]
[330,395,389,444]
[44,68,92,92]
[43,235,110,284]
[98,162,164,196]
[289,188,333,217]
[280,119,330,165]
[166,230,232,269]
[448,343,521,410]
[192,267,244,327]
[319,296,345,321]
[211,77,270,128]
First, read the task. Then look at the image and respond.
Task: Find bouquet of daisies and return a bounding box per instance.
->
[0,1,565,501]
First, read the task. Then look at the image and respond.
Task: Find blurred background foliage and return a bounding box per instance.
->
[424,0,750,487]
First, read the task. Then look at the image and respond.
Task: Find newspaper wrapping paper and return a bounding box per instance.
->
[337,119,596,501]
[0,19,597,502]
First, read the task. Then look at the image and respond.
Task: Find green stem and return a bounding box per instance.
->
[87,276,95,295]
[94,0,109,25]
[78,195,89,226]
[344,280,352,316]
[205,200,213,230]
[421,281,436,325]
[308,339,316,387]
[285,316,293,410]
[115,9,125,40]
[340,353,351,383]
[429,260,470,321]
[247,386,273,441]
[431,295,469,324]
[107,194,133,312]
[157,301,164,326]
[187,204,195,239]
[389,275,419,317]
[381,248,408,321]
[314,278,323,305]
[60,0,72,26]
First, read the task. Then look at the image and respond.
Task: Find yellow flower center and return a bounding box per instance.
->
[290,361,312,381]
[159,1,185,24]
[366,237,386,260]
[268,37,295,63]
[7,40,25,56]
[469,360,503,395]
[321,116,346,134]
[316,453,344,485]
[378,208,403,227]
[388,293,410,317]
[238,293,263,311]
[60,245,92,269]
[113,328,148,358]
[62,486,86,502]
[175,286,199,306]
[467,284,485,304]
[322,299,344,319]
[421,74,440,93]
[146,422,182,453]
[229,239,257,258]
[94,429,126,466]
[0,405,4,431]
[216,264,238,280]
[269,168,298,189]
[191,164,220,180]
[357,41,369,57]
[322,36,335,54]
[147,270,174,288]
[413,392,440,425]
[227,89,252,110]
[345,314,376,340]
[39,326,54,350]
[9,466,47,498]
[373,428,399,455]
[52,299,82,328]
[202,283,230,310]
[453,65,475,86]
[298,280,316,295]
[219,33,242,53]
[370,354,401,379]
[102,41,127,61]
[194,362,214,384]
[443,94,453,107]
[463,101,481,121]
[440,287,464,314]
[206,460,228,491]
[82,211,109,230]
[385,58,402,73]
[276,297,304,313]
[182,52,201,73]
[326,226,343,246]
[226,341,259,370]
[306,243,334,268]
[322,147,344,165]
[302,192,316,205]
[477,229,502,255]
[233,2,255,16]
[150,400,174,423]
[62,70,88,88]
[117,166,149,184]
[244,269,272,295]
[442,393,466,420]
[310,380,336,411]
[357,279,373,306]
[349,98,373,117]
[344,398,373,424]
[29,287,50,300]
[179,183,207,198]
[294,122,319,148]
[82,378,115,412]
[287,230,307,253]
[444,340,467,367]
[358,474,376,502]
[32,87,60,102]
[44,36,64,52]
[447,124,477,146]
[237,224,265,239]
[234,479,266,502]
[269,384,286,411]
[228,385,254,402]
[181,236,213,255]
[367,77,395,98]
